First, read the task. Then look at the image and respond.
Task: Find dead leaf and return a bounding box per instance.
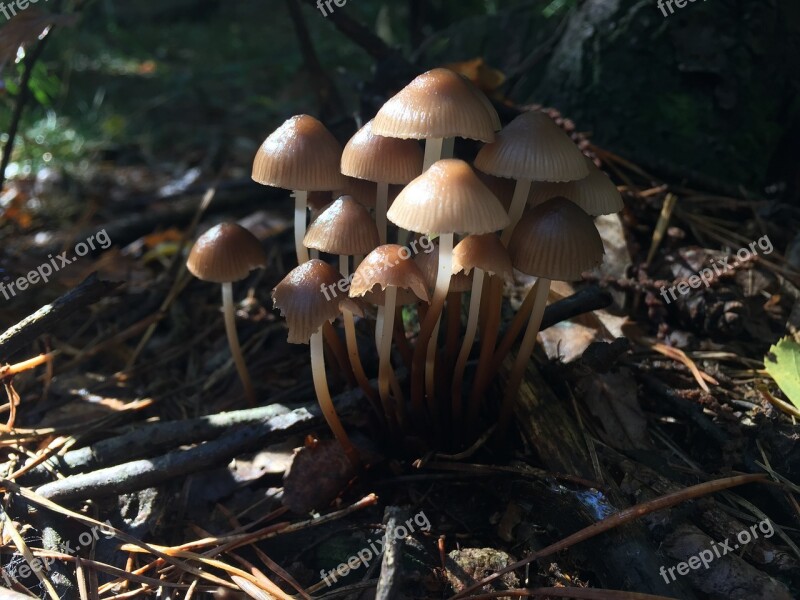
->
[578,369,649,450]
[282,440,355,513]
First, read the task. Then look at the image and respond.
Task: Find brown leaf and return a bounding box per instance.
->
[578,369,649,450]
[282,439,355,513]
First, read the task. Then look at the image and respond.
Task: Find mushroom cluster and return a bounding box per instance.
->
[187,67,623,463]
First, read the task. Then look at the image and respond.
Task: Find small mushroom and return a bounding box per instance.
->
[528,158,623,216]
[272,259,363,466]
[187,223,267,406]
[252,115,344,264]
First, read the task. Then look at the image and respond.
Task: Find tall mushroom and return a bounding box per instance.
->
[387,159,509,413]
[498,197,604,429]
[349,245,429,426]
[450,234,513,427]
[341,120,423,244]
[272,259,364,466]
[304,196,380,407]
[372,68,499,170]
[187,223,267,406]
[252,115,344,265]
[470,111,589,409]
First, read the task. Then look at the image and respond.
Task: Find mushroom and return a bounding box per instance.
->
[528,158,623,216]
[187,223,267,406]
[272,259,364,466]
[471,110,589,407]
[387,159,509,412]
[497,197,604,429]
[341,120,423,244]
[450,234,513,428]
[252,115,344,264]
[372,68,499,170]
[349,245,429,426]
[304,196,381,407]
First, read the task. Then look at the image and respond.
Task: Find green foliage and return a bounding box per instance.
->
[765,337,800,409]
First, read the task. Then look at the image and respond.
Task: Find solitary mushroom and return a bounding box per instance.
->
[272,259,363,466]
[349,245,429,426]
[252,115,344,264]
[498,197,604,429]
[341,120,423,244]
[387,159,509,412]
[187,223,267,406]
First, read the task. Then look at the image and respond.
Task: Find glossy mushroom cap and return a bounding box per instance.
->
[341,120,424,185]
[187,223,267,283]
[528,159,623,216]
[453,233,513,278]
[372,68,498,142]
[272,259,361,344]
[475,111,589,183]
[349,244,430,303]
[415,245,473,293]
[509,197,604,281]
[387,159,509,235]
[304,195,380,256]
[252,115,344,191]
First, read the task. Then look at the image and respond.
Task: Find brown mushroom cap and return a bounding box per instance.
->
[452,233,513,278]
[336,176,403,210]
[304,195,379,256]
[187,223,267,283]
[252,115,344,191]
[341,120,424,185]
[272,259,361,344]
[528,159,623,216]
[475,111,589,182]
[387,159,509,235]
[508,197,604,281]
[348,244,430,303]
[415,245,473,293]
[372,68,498,142]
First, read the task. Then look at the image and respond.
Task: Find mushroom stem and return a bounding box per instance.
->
[293,190,309,264]
[376,182,389,245]
[440,291,462,402]
[498,277,550,431]
[452,268,485,427]
[488,277,539,379]
[310,329,360,466]
[377,285,400,422]
[468,276,503,411]
[393,305,413,370]
[221,282,256,406]
[322,322,357,389]
[500,179,533,244]
[423,138,445,170]
[339,255,381,412]
[412,233,453,414]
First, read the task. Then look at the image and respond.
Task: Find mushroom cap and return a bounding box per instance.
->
[363,287,427,307]
[348,244,430,303]
[337,176,403,210]
[509,197,604,281]
[415,245,474,293]
[453,233,513,278]
[372,68,498,142]
[528,159,623,216]
[272,259,361,344]
[341,120,424,185]
[387,159,509,235]
[475,111,589,182]
[304,195,379,256]
[252,115,344,191]
[187,223,267,283]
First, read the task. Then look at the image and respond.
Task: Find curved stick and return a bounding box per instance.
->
[221,282,256,406]
[310,330,359,466]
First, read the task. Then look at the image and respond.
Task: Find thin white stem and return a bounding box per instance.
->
[376,182,389,245]
[441,137,455,159]
[222,282,256,406]
[310,330,359,466]
[452,268,485,420]
[420,232,453,410]
[500,178,532,245]
[294,190,309,264]
[499,277,551,430]
[423,137,444,171]
[378,286,398,419]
